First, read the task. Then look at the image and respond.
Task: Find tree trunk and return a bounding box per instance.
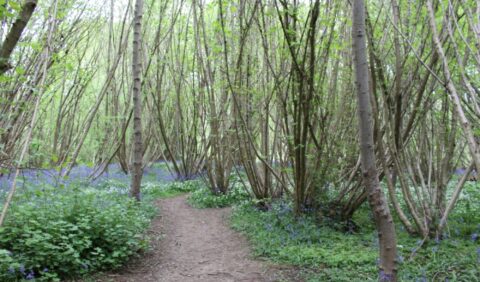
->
[130,0,144,201]
[426,0,480,175]
[352,0,397,280]
[0,0,37,75]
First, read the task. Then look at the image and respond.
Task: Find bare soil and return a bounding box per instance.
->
[97,195,297,282]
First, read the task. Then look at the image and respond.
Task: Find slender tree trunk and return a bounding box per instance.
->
[0,0,37,75]
[130,0,144,201]
[352,0,397,280]
[0,0,54,226]
[426,0,480,174]
[436,161,474,236]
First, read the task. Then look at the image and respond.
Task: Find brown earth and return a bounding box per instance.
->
[95,195,298,282]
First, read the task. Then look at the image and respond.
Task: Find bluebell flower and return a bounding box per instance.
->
[431,246,438,253]
[7,266,15,275]
[25,270,34,280]
[416,269,427,282]
[42,268,49,273]
[397,255,404,263]
[19,264,25,274]
[379,270,394,281]
[471,233,478,242]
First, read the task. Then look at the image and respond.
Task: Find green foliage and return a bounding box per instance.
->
[92,178,199,200]
[188,181,250,208]
[0,184,156,281]
[447,181,480,236]
[142,180,200,199]
[0,0,20,18]
[230,201,480,281]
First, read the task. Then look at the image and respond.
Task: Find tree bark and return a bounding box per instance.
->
[352,0,398,280]
[130,0,144,200]
[0,0,37,75]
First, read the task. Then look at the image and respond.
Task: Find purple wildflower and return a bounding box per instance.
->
[25,270,34,280]
[7,266,15,275]
[397,255,404,263]
[471,233,479,242]
[379,270,394,281]
[417,269,427,282]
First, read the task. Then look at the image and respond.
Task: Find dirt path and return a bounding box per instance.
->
[101,195,290,282]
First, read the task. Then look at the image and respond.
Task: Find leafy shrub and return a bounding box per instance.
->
[0,185,156,281]
[188,182,250,208]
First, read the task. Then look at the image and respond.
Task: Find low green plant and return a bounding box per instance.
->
[94,179,199,200]
[231,201,480,281]
[143,180,199,199]
[447,181,480,237]
[188,181,250,208]
[0,184,156,281]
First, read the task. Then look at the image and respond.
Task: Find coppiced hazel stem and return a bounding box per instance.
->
[436,162,474,237]
[426,0,480,174]
[0,0,53,226]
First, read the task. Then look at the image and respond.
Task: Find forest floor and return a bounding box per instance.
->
[95,195,296,282]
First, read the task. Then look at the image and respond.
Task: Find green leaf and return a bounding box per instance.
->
[8,1,21,12]
[15,66,25,75]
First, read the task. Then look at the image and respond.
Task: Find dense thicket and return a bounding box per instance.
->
[0,0,479,280]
